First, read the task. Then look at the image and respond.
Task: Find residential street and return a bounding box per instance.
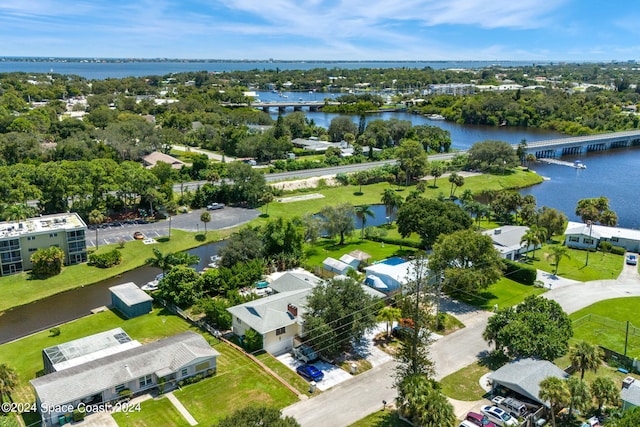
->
[282,264,640,426]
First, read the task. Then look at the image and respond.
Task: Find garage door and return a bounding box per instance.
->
[266,336,293,356]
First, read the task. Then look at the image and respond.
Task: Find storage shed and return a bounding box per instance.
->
[109,282,153,319]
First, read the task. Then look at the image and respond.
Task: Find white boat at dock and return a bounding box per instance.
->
[426,114,445,120]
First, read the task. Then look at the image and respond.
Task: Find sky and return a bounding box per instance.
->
[1,0,639,61]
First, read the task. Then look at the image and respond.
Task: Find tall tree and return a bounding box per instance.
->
[397,375,456,427]
[430,229,504,296]
[430,162,444,188]
[548,245,570,275]
[569,341,603,380]
[354,204,375,239]
[448,172,464,198]
[200,211,211,235]
[320,203,355,245]
[566,376,591,417]
[590,376,619,414]
[88,209,105,249]
[520,226,543,260]
[539,376,570,427]
[215,405,300,427]
[377,306,402,337]
[575,196,617,226]
[467,140,519,171]
[396,139,429,185]
[537,206,568,239]
[380,188,403,223]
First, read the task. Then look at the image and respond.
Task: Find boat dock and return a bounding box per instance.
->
[538,158,587,169]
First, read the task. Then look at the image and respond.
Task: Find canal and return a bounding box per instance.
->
[0,241,226,344]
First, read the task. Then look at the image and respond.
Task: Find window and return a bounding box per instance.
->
[27,236,36,241]
[28,248,37,253]
[568,236,579,242]
[181,368,188,377]
[139,374,153,388]
[584,238,594,245]
[237,317,242,324]
[115,384,126,393]
[612,237,619,242]
[49,233,58,238]
[276,327,286,336]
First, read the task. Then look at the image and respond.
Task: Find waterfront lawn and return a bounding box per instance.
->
[0,229,229,312]
[569,297,640,358]
[304,237,416,269]
[457,277,546,311]
[0,307,193,404]
[440,362,491,401]
[527,244,623,282]
[349,410,411,427]
[111,397,190,427]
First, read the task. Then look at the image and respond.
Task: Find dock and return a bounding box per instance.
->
[538,158,587,169]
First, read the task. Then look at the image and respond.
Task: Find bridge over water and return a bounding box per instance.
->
[222,100,340,112]
[524,130,640,158]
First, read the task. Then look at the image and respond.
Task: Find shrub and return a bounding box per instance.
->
[503,259,537,286]
[243,328,263,353]
[335,173,349,186]
[73,408,86,422]
[30,246,65,278]
[49,327,61,337]
[611,245,626,255]
[88,249,123,268]
[599,241,612,253]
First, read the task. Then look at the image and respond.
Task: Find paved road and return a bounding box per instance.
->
[86,207,259,247]
[282,261,640,427]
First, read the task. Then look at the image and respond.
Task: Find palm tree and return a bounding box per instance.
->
[566,377,591,417]
[590,376,619,415]
[354,205,375,239]
[200,211,211,235]
[569,341,603,380]
[377,306,402,337]
[397,375,456,427]
[145,248,174,276]
[0,363,18,405]
[380,188,402,223]
[521,228,541,261]
[548,245,570,275]
[539,376,570,427]
[88,209,105,249]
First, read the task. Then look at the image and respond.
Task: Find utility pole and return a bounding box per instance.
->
[585,221,593,266]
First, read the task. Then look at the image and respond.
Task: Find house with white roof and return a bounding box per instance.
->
[622,376,640,411]
[31,331,219,426]
[564,221,640,252]
[364,258,416,293]
[483,226,540,260]
[227,271,384,355]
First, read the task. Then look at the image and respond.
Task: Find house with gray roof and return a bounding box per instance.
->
[564,221,640,252]
[488,359,568,407]
[31,331,219,427]
[109,282,153,319]
[483,226,540,260]
[621,376,640,411]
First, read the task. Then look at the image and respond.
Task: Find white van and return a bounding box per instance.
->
[492,396,527,418]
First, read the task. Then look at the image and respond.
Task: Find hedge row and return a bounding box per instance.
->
[502,258,537,286]
[88,249,123,268]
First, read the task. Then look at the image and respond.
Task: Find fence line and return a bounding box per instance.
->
[573,314,640,336]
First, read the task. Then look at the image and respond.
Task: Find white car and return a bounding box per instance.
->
[480,405,519,426]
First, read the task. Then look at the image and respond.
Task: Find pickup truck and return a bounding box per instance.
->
[292,344,318,363]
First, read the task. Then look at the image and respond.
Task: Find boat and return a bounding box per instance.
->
[141,273,164,291]
[208,255,221,268]
[426,114,445,120]
[573,160,587,169]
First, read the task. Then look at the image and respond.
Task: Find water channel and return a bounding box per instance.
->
[0,241,226,344]
[2,107,640,343]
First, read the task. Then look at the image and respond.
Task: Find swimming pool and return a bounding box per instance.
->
[377,257,405,266]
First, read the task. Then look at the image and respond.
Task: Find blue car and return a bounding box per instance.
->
[296,364,324,382]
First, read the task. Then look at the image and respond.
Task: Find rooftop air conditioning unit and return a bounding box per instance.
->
[622,376,635,388]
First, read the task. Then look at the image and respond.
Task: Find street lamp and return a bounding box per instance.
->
[585,221,593,266]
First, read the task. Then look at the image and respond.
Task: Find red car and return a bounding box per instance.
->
[465,411,498,427]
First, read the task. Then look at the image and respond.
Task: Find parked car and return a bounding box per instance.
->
[492,396,528,418]
[292,344,318,363]
[133,231,145,240]
[480,406,519,426]
[626,254,637,265]
[296,364,323,382]
[466,411,498,427]
[207,203,225,210]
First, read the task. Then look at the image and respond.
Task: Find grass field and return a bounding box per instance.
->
[304,237,416,269]
[349,410,411,427]
[440,362,491,401]
[570,297,640,358]
[456,277,546,310]
[0,229,230,312]
[526,244,623,282]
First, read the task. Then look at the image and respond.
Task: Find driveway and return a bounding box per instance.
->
[86,207,259,247]
[283,268,640,427]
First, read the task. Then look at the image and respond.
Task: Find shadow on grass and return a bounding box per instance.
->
[195,234,206,242]
[353,191,364,196]
[478,350,509,371]
[259,213,270,218]
[156,236,170,243]
[455,290,498,310]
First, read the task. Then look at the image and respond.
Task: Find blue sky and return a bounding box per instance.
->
[1,0,639,61]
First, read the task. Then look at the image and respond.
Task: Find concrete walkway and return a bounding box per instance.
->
[166,392,198,426]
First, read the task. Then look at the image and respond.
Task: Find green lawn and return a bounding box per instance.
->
[111,397,191,427]
[304,237,416,269]
[569,297,640,358]
[440,362,491,401]
[256,352,315,396]
[0,307,193,404]
[456,277,546,310]
[0,229,230,312]
[349,410,411,427]
[526,245,623,282]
